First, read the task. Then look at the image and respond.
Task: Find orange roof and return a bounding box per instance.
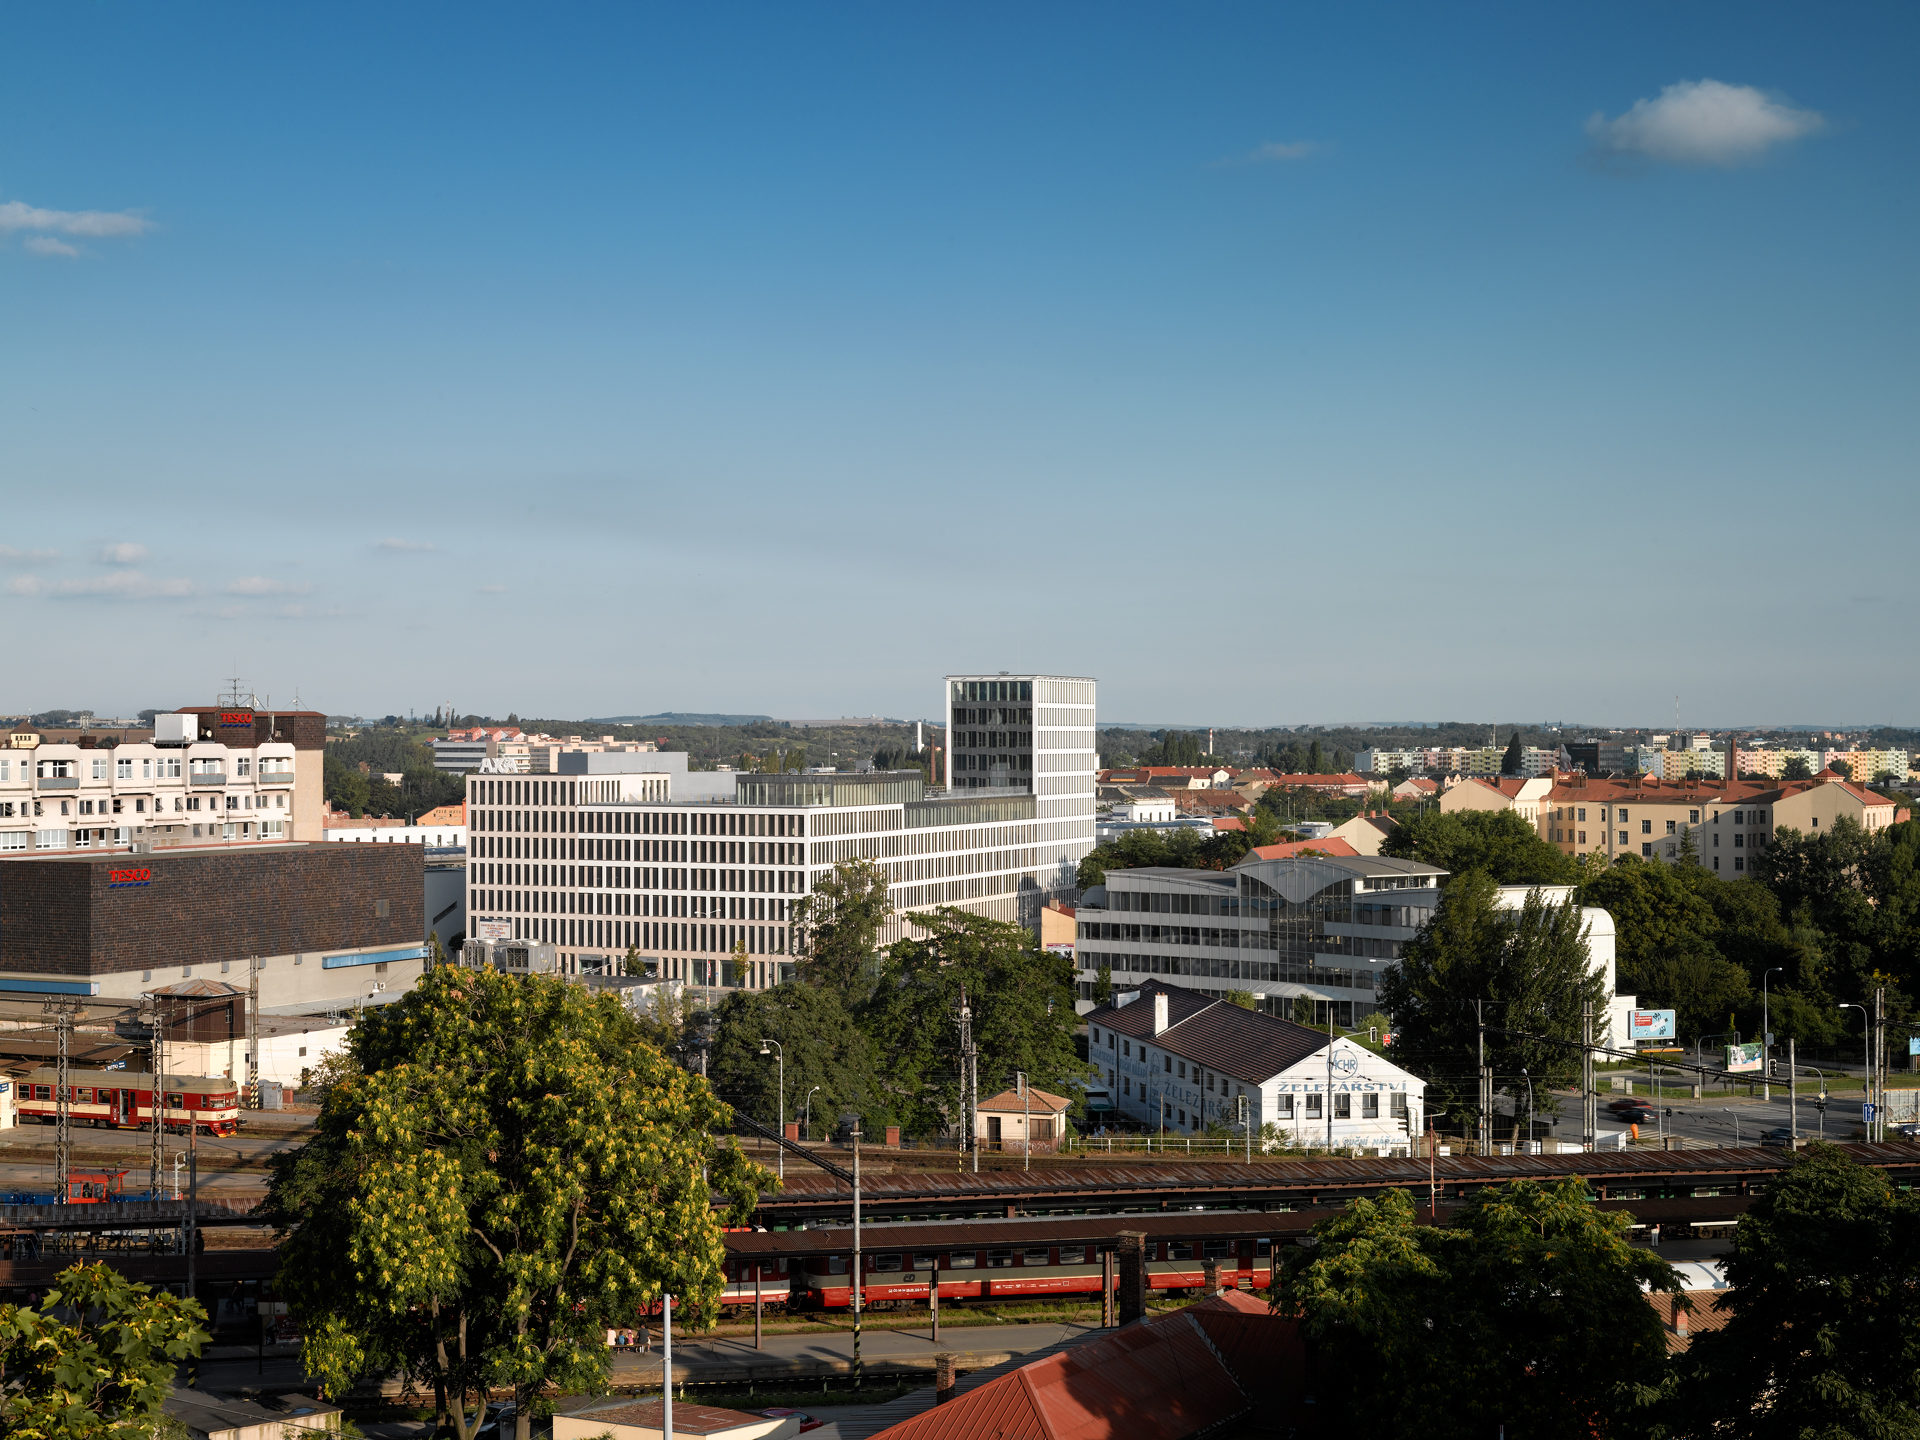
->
[413,802,466,828]
[1257,772,1372,788]
[977,1086,1073,1116]
[870,1291,1288,1440]
[1649,1290,1732,1353]
[1139,766,1234,778]
[1244,837,1360,861]
[1212,817,1247,832]
[1170,790,1252,811]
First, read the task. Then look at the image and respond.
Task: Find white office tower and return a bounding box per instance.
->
[945,670,1096,833]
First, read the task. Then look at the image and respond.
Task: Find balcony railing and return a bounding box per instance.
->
[34,776,79,790]
[257,771,296,786]
[188,772,228,788]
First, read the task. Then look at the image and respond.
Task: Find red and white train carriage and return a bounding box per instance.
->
[14,1066,242,1137]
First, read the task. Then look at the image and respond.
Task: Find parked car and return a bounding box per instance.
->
[1893,1121,1920,1140]
[1758,1127,1796,1147]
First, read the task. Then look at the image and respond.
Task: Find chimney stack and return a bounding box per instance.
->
[1152,992,1169,1036]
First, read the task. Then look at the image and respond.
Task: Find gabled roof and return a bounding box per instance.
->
[869,1291,1280,1440]
[1244,837,1360,861]
[1084,981,1335,1085]
[978,1086,1073,1116]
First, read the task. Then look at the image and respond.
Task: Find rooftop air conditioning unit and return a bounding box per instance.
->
[153,714,197,746]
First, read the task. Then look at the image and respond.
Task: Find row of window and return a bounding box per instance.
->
[812,1238,1259,1273]
[1082,950,1376,991]
[0,755,293,782]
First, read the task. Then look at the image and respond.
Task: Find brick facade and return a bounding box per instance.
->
[0,843,423,978]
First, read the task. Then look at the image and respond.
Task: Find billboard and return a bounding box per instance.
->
[1726,1042,1764,1074]
[1628,1009,1677,1042]
[475,919,514,941]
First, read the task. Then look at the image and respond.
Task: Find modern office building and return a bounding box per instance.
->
[465,673,1098,985]
[0,706,327,856]
[1074,853,1444,1029]
[0,841,426,1013]
[943,674,1098,823]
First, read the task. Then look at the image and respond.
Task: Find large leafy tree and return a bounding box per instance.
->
[1672,1144,1920,1438]
[1379,871,1604,1137]
[791,858,894,1002]
[0,1262,209,1440]
[708,981,890,1137]
[1578,856,1753,1037]
[264,967,769,1440]
[1381,808,1576,886]
[867,908,1088,1137]
[1281,1179,1674,1439]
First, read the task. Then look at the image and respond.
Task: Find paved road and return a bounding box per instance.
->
[1537,1089,1865,1150]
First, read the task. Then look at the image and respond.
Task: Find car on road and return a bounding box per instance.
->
[1893,1122,1920,1140]
[1758,1127,1797,1147]
[1607,1098,1654,1122]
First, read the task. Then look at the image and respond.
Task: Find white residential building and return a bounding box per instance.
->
[1086,982,1425,1150]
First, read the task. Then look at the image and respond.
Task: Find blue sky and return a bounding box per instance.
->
[3,5,1914,726]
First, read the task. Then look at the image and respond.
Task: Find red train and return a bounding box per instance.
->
[720,1218,1280,1311]
[14,1067,242,1137]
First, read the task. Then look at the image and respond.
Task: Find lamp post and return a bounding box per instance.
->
[802,1086,821,1141]
[758,1039,784,1181]
[1721,1108,1740,1148]
[1520,1068,1535,1151]
[1840,1004,1871,1138]
[1761,967,1783,1103]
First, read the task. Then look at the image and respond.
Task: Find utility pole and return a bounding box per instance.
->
[661,1294,673,1439]
[148,994,168,1199]
[1476,1000,1492,1157]
[851,1119,863,1387]
[1761,967,1782,1105]
[1875,985,1887,1144]
[957,986,977,1174]
[45,999,76,1202]
[1325,1009,1335,1152]
[245,953,261,1110]
[1581,1001,1597,1152]
[1789,1037,1798,1143]
[1018,1071,1031,1172]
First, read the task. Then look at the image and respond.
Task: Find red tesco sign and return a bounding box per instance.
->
[108,868,152,888]
[217,711,255,727]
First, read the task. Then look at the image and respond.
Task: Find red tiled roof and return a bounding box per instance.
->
[1169,790,1252,812]
[1259,772,1371,788]
[978,1086,1073,1116]
[1649,1290,1732,1353]
[1245,837,1360,861]
[871,1292,1283,1440]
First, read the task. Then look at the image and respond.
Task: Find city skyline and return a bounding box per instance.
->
[4,5,1915,723]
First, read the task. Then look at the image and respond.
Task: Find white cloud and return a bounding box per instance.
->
[0,546,59,563]
[226,576,311,596]
[98,542,148,565]
[1586,80,1823,166]
[0,199,152,238]
[24,236,80,258]
[8,571,196,600]
[375,537,437,553]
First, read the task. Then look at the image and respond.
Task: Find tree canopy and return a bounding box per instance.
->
[867,908,1089,1137]
[1672,1144,1920,1438]
[707,980,890,1137]
[1379,871,1603,1137]
[0,1262,209,1440]
[1281,1178,1675,1439]
[265,967,768,1440]
[1381,808,1577,886]
[790,857,893,1003]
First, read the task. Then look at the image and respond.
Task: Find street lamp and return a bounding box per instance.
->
[758,1039,784,1180]
[1839,1004,1871,1139]
[1761,967,1784,1103]
[1720,1107,1743,1147]
[1520,1068,1535,1151]
[802,1085,821,1140]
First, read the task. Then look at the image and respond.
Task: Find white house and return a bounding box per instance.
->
[1084,981,1426,1152]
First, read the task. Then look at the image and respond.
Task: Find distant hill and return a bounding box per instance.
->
[587,713,777,727]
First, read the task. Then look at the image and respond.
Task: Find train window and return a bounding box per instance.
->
[823,1256,847,1274]
[947,1251,977,1269]
[987,1250,1016,1268]
[1058,1246,1086,1265]
[166,1094,183,1109]
[1167,1242,1194,1261]
[912,1253,940,1271]
[1202,1241,1231,1261]
[1022,1248,1050,1266]
[873,1254,903,1272]
[1255,1239,1272,1258]
[33,1085,49,1100]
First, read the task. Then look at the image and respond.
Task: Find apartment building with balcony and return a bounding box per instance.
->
[0,706,326,858]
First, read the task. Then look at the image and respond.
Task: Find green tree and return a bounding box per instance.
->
[1500,730,1524,776]
[792,859,893,1002]
[1379,872,1604,1138]
[0,1262,210,1440]
[867,908,1088,1137]
[1672,1145,1920,1438]
[1091,962,1114,1007]
[1381,808,1576,886]
[1281,1180,1675,1439]
[1223,989,1257,1010]
[1578,857,1751,1037]
[1782,754,1813,780]
[707,982,888,1136]
[264,968,768,1440]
